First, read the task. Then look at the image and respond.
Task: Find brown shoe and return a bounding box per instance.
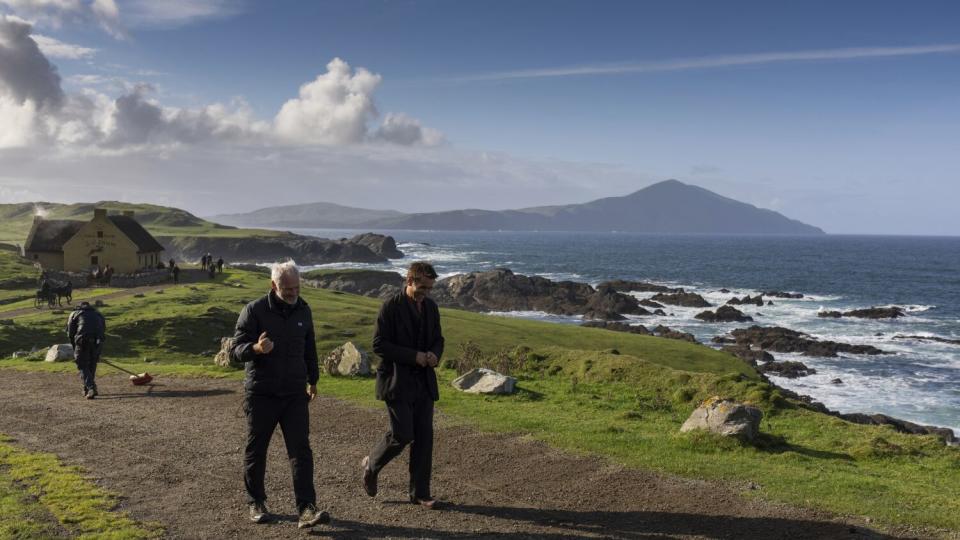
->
[410,496,440,510]
[361,456,377,497]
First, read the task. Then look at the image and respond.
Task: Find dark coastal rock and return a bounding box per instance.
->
[159,232,400,265]
[721,346,774,367]
[581,308,627,321]
[761,291,804,299]
[712,335,736,345]
[598,280,682,294]
[652,325,698,343]
[843,306,906,319]
[302,270,404,299]
[839,413,957,445]
[650,292,711,308]
[893,334,960,346]
[819,307,907,319]
[639,299,665,309]
[830,378,844,385]
[767,301,774,306]
[726,326,886,357]
[653,309,667,316]
[588,285,651,317]
[694,305,753,323]
[757,360,816,378]
[347,233,404,259]
[719,288,730,293]
[431,268,646,318]
[727,294,764,306]
[581,321,650,335]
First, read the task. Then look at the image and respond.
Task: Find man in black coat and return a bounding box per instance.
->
[230,261,329,529]
[361,261,444,509]
[66,301,105,400]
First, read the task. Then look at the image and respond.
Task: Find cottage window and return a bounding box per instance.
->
[97,231,103,238]
[91,256,98,265]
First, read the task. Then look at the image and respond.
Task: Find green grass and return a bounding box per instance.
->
[0,248,40,290]
[0,434,161,539]
[0,265,958,536]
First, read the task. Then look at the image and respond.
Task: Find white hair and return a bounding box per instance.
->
[270,260,300,283]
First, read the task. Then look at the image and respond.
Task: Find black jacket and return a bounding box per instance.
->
[231,292,319,396]
[373,292,444,402]
[67,305,105,346]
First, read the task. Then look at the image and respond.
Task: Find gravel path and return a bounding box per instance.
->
[0,370,909,539]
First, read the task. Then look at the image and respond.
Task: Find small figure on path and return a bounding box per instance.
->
[67,301,106,400]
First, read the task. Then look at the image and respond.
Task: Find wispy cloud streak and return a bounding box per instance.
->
[451,44,960,82]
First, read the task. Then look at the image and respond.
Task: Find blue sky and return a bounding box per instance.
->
[1,0,959,234]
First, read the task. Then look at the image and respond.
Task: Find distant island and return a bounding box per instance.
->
[209,179,825,234]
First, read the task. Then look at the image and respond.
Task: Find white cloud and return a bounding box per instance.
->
[31,33,95,58]
[120,0,241,28]
[1,19,441,151]
[275,58,382,145]
[0,0,125,38]
[451,43,960,82]
[374,112,445,146]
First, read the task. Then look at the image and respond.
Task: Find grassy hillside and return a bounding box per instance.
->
[0,254,958,535]
[0,201,289,244]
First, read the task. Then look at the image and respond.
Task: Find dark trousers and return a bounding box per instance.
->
[244,393,316,511]
[74,339,101,392]
[368,383,435,499]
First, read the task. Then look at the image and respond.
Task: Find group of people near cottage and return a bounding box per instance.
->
[62,258,443,530]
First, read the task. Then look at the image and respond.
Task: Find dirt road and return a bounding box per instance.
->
[0,370,908,539]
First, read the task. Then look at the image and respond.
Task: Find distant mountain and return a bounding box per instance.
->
[208,202,404,229]
[202,180,824,234]
[366,180,824,234]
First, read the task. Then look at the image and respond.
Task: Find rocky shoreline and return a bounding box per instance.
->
[159,232,402,265]
[299,265,955,445]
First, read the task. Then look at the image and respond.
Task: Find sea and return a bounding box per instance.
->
[291,229,960,433]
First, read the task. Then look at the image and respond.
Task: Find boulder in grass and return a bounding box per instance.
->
[213,337,242,369]
[452,368,516,395]
[680,396,763,442]
[45,344,73,362]
[324,341,371,376]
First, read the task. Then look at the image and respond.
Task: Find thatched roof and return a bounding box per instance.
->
[24,220,84,252]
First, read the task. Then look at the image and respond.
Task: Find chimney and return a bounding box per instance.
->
[122,210,135,218]
[94,208,107,219]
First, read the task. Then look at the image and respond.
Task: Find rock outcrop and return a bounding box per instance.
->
[45,344,73,362]
[727,295,764,306]
[761,291,804,299]
[650,292,711,308]
[323,342,372,377]
[680,397,763,442]
[159,232,401,265]
[694,305,753,323]
[724,326,885,357]
[720,346,774,367]
[431,268,647,318]
[347,233,404,259]
[303,270,404,299]
[757,360,816,378]
[451,368,516,394]
[598,280,682,294]
[213,337,242,369]
[819,307,906,319]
